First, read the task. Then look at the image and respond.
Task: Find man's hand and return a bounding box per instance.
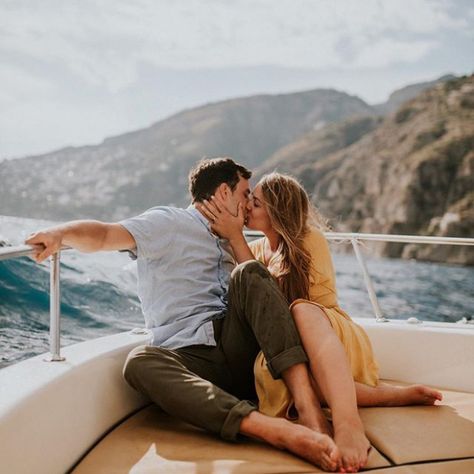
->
[24,220,136,263]
[26,229,63,263]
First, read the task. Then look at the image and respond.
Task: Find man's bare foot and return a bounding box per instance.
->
[281,423,340,472]
[240,411,340,471]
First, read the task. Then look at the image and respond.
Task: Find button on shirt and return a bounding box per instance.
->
[120,205,234,348]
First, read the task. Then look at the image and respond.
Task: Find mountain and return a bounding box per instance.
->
[373,74,456,115]
[254,115,382,179]
[253,76,457,181]
[0,89,374,221]
[1,74,472,264]
[288,75,474,264]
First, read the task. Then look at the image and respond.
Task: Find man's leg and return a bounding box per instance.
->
[123,344,256,441]
[219,261,338,455]
[124,344,339,471]
[123,266,340,470]
[219,260,308,390]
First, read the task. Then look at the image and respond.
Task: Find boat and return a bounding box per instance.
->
[1,232,473,473]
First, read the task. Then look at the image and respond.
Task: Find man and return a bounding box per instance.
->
[26,157,339,471]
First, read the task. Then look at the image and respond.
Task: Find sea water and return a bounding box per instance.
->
[1,215,473,369]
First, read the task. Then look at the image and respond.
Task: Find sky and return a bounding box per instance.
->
[1,0,473,159]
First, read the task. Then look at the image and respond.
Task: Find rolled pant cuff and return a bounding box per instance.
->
[266,345,308,379]
[220,400,257,441]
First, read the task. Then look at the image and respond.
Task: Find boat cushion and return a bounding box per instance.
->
[366,459,474,474]
[360,384,474,464]
[72,382,474,473]
[72,405,390,473]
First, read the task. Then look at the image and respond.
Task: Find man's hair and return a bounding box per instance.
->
[188,157,252,203]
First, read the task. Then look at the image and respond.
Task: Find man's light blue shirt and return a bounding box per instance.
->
[120,205,234,348]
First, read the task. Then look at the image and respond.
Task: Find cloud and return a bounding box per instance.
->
[346,38,439,69]
[0,0,468,91]
[0,0,472,157]
[0,63,54,106]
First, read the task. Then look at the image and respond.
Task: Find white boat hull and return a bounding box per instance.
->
[0,319,473,474]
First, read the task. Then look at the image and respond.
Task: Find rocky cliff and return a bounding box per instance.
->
[254,115,382,179]
[1,75,471,264]
[373,74,456,115]
[283,76,474,264]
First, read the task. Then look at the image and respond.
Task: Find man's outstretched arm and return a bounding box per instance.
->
[25,220,136,263]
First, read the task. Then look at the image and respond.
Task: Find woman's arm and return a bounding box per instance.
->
[227,229,255,264]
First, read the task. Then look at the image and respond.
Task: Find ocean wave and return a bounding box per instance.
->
[0,214,143,367]
[1,215,473,369]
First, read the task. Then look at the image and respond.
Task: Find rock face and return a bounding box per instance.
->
[0,89,373,221]
[373,74,456,115]
[284,76,474,265]
[0,74,472,264]
[254,115,382,180]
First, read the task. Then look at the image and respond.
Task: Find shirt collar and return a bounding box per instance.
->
[187,204,211,230]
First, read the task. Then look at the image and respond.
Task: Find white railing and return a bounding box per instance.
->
[246,231,474,246]
[0,244,68,362]
[1,233,473,362]
[329,233,473,323]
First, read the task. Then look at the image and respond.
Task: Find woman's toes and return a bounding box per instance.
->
[342,455,358,473]
[359,450,369,468]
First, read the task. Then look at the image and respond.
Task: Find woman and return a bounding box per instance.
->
[198,172,442,473]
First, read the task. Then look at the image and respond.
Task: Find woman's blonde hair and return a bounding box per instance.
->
[259,172,328,303]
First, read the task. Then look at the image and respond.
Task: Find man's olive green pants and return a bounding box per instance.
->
[123,260,307,441]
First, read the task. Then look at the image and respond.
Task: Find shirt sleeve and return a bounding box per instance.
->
[119,206,176,260]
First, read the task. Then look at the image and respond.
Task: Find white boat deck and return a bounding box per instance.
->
[72,381,474,473]
[1,235,473,472]
[1,320,473,473]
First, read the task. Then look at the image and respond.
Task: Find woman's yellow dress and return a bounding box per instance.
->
[250,228,379,418]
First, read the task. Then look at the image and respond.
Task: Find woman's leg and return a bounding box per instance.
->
[281,361,334,437]
[312,377,443,407]
[313,377,442,407]
[355,382,442,406]
[292,303,370,473]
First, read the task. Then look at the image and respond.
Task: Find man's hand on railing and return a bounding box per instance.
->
[24,220,136,259]
[25,229,63,263]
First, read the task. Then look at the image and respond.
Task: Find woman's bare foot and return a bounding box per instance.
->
[334,420,370,473]
[295,403,334,437]
[401,385,443,405]
[384,384,443,406]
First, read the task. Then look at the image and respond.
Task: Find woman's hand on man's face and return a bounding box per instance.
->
[197,194,245,241]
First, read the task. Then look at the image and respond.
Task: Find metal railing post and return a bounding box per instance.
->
[44,252,65,362]
[351,238,388,322]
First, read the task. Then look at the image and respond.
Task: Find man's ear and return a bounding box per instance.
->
[216,183,231,200]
